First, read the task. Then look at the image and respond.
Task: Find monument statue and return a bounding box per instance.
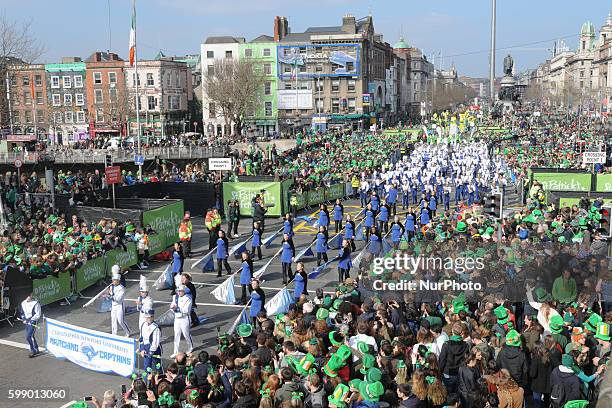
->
[503,54,514,77]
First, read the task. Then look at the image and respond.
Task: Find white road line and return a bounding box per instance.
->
[79,296,244,308]
[0,338,47,351]
[124,278,336,294]
[59,401,78,408]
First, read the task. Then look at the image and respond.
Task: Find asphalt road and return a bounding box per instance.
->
[0,199,370,407]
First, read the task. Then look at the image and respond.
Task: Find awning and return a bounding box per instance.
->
[6,134,37,142]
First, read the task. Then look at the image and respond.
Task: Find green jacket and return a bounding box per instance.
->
[552,276,577,304]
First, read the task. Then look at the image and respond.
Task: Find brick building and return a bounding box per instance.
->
[6,63,48,136]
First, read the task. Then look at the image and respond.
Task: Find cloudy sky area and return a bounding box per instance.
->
[4,0,611,77]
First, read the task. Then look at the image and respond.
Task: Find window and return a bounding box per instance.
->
[315,98,324,111]
[332,98,340,113]
[64,111,73,123]
[148,96,156,110]
[52,94,61,106]
[36,91,43,104]
[225,50,233,59]
[64,94,73,106]
[283,65,292,74]
[63,76,72,88]
[94,89,103,104]
[54,112,62,124]
[111,109,118,122]
[244,48,253,57]
[96,109,104,122]
[22,76,29,86]
[13,111,19,124]
[35,75,42,86]
[414,82,418,90]
[315,64,323,72]
[108,72,117,84]
[348,79,356,92]
[348,98,356,113]
[75,93,84,106]
[264,63,272,75]
[133,73,140,86]
[109,88,117,102]
[264,81,271,95]
[207,65,214,76]
[263,48,271,57]
[37,110,44,122]
[24,91,31,105]
[74,75,83,88]
[206,50,214,58]
[209,102,216,118]
[169,95,180,110]
[51,76,60,88]
[10,75,17,86]
[146,73,154,86]
[94,72,102,84]
[346,62,354,72]
[315,79,324,92]
[264,101,272,117]
[331,80,340,92]
[25,111,32,123]
[76,111,85,123]
[580,80,584,88]
[580,71,584,78]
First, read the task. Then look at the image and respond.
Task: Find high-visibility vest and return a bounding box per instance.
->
[178,223,190,240]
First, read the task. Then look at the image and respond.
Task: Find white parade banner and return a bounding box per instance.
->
[45,317,136,377]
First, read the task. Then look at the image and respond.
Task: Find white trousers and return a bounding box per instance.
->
[173,316,193,354]
[111,305,130,336]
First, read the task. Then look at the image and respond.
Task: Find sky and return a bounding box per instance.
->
[3,0,611,77]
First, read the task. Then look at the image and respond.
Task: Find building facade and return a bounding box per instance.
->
[45,58,88,145]
[124,59,193,138]
[85,52,127,139]
[6,63,48,137]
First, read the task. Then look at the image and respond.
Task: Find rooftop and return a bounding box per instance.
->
[204,36,246,44]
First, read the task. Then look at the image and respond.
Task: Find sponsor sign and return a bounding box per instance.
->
[33,272,72,306]
[105,242,138,275]
[208,158,232,171]
[596,174,612,193]
[75,256,106,292]
[142,201,185,254]
[532,172,591,192]
[223,182,282,217]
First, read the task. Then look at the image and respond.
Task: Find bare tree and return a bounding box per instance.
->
[204,58,264,136]
[0,14,46,128]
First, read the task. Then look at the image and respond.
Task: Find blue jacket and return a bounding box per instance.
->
[294,272,306,299]
[338,247,352,269]
[318,210,330,227]
[252,229,261,247]
[240,260,253,285]
[333,205,343,221]
[249,289,264,317]
[391,222,403,243]
[387,188,398,204]
[216,238,228,259]
[429,197,437,211]
[420,208,430,225]
[172,250,182,273]
[280,241,294,264]
[315,233,328,253]
[405,214,415,232]
[344,221,355,239]
[369,234,381,255]
[364,210,375,227]
[283,220,293,237]
[378,206,389,222]
[370,196,380,211]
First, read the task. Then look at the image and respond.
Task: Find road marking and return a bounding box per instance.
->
[0,338,47,351]
[79,296,244,308]
[124,278,336,294]
[59,401,78,408]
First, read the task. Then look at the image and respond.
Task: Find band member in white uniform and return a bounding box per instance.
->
[136,275,153,330]
[170,284,193,357]
[20,292,41,357]
[108,272,130,336]
[139,310,162,372]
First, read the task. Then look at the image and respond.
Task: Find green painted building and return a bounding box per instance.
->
[239,36,278,136]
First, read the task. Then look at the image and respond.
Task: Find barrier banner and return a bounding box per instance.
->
[295,191,307,210]
[596,174,612,193]
[105,242,138,275]
[45,317,136,377]
[326,183,345,201]
[532,172,591,192]
[223,181,282,217]
[308,188,325,206]
[142,201,185,254]
[75,256,107,293]
[33,272,72,306]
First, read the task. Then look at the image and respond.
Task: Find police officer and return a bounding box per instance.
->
[108,271,130,337]
[139,310,161,372]
[171,284,193,357]
[20,292,41,357]
[136,275,154,331]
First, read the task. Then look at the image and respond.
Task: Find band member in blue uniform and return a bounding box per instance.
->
[216,230,231,277]
[249,279,266,326]
[239,252,254,304]
[336,239,352,282]
[280,233,295,284]
[390,216,405,250]
[293,262,308,299]
[251,222,263,260]
[139,310,161,372]
[314,226,329,266]
[333,199,344,234]
[344,214,356,251]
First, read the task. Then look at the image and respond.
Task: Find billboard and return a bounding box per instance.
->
[277,43,361,79]
[277,89,313,110]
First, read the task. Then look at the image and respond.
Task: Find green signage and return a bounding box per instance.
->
[596,174,612,193]
[294,191,307,209]
[33,272,72,306]
[559,197,612,208]
[308,188,325,207]
[105,242,138,275]
[532,172,591,192]
[142,201,184,254]
[75,256,106,292]
[326,183,345,201]
[223,182,283,217]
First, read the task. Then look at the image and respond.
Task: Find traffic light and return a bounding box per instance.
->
[600,206,611,238]
[105,154,113,168]
[484,192,503,219]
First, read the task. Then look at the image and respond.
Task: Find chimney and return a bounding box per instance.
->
[274,16,281,42]
[61,56,82,63]
[342,14,356,34]
[274,16,289,42]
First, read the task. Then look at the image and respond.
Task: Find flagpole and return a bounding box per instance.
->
[133,0,142,181]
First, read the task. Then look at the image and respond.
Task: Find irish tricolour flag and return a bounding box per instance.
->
[129,0,136,66]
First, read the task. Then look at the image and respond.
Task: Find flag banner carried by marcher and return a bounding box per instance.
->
[211,274,236,305]
[228,307,251,334]
[294,245,314,262]
[45,317,136,377]
[264,287,293,316]
[355,225,365,241]
[191,247,216,270]
[382,239,392,255]
[296,215,313,223]
[352,246,367,270]
[154,308,175,327]
[230,236,252,259]
[263,228,283,248]
[254,248,282,279]
[96,297,112,313]
[83,283,112,308]
[328,233,343,250]
[153,265,172,291]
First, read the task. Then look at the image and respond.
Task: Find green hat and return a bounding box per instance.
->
[549,315,565,334]
[336,345,352,361]
[562,401,589,408]
[360,354,376,374]
[126,224,136,232]
[505,329,521,347]
[584,313,602,332]
[452,292,468,314]
[332,299,343,311]
[295,353,316,375]
[337,285,347,294]
[316,308,329,320]
[396,360,406,369]
[71,402,88,408]
[349,378,363,390]
[558,236,567,243]
[578,218,588,229]
[329,331,344,347]
[323,354,345,378]
[236,323,252,338]
[357,341,370,354]
[328,384,350,407]
[456,221,467,233]
[359,381,384,402]
[565,342,582,354]
[322,295,333,308]
[275,313,286,324]
[561,354,574,368]
[534,287,552,302]
[594,322,611,341]
[84,235,93,242]
[365,367,382,382]
[563,311,574,324]
[494,305,509,325]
